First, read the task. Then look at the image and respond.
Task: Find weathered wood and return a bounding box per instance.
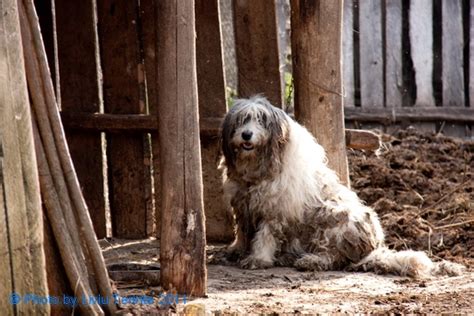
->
[97,0,148,238]
[55,0,107,238]
[156,0,207,296]
[137,0,159,238]
[345,129,381,151]
[291,0,349,185]
[409,0,435,107]
[343,0,355,107]
[0,148,14,316]
[359,0,384,108]
[1,0,48,314]
[442,0,465,108]
[21,0,116,312]
[196,0,233,241]
[385,0,403,108]
[233,0,283,107]
[344,107,474,124]
[442,0,466,137]
[61,113,157,131]
[34,0,60,106]
[470,1,474,107]
[196,0,227,118]
[43,212,74,316]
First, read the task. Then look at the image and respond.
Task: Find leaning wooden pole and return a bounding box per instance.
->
[155,0,207,296]
[291,0,350,186]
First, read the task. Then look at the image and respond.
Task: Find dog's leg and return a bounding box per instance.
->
[294,252,346,271]
[240,223,277,269]
[226,224,247,261]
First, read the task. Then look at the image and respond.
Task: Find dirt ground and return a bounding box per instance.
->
[101,128,474,314]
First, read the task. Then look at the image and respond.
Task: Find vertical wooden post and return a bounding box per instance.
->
[0,0,48,313]
[156,0,207,296]
[55,0,107,238]
[195,0,233,241]
[97,0,149,238]
[291,0,349,186]
[234,0,283,107]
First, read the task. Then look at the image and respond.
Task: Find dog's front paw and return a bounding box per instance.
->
[240,256,273,270]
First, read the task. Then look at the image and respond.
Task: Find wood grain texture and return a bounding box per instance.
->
[56,0,107,238]
[471,1,474,107]
[196,0,233,241]
[1,0,48,313]
[140,0,159,237]
[385,0,403,108]
[442,0,465,107]
[233,0,283,107]
[442,0,466,137]
[291,0,349,186]
[409,0,435,107]
[343,0,355,107]
[0,149,14,316]
[97,0,148,238]
[359,0,384,108]
[156,0,207,296]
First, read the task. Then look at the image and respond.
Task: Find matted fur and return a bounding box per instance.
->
[219,96,465,278]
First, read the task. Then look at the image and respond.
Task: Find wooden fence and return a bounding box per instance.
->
[343,0,473,136]
[34,0,474,242]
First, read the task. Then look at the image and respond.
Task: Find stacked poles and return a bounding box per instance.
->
[18,0,116,314]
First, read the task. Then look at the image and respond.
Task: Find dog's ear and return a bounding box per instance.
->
[221,108,237,168]
[269,107,290,147]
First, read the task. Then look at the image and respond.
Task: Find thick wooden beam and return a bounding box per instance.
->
[233,0,283,107]
[155,0,207,296]
[291,0,350,185]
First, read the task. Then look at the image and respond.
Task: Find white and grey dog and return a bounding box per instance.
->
[219,95,464,278]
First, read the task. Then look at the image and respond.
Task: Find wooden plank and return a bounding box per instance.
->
[34,0,61,107]
[409,0,435,107]
[442,0,465,108]
[385,0,403,108]
[43,214,73,316]
[196,0,227,118]
[359,0,384,108]
[442,0,466,137]
[343,0,355,107]
[196,0,233,241]
[97,0,148,238]
[291,0,349,185]
[344,106,474,123]
[55,0,107,238]
[156,0,207,296]
[140,0,158,237]
[470,0,474,107]
[1,0,49,314]
[233,0,283,107]
[0,146,14,316]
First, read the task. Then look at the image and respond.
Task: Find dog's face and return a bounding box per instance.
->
[221,97,290,174]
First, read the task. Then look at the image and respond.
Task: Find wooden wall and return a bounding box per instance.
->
[34,0,474,243]
[343,0,473,137]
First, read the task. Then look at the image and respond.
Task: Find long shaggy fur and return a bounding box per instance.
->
[219,96,465,278]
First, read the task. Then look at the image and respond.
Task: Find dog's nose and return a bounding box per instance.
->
[242,131,253,141]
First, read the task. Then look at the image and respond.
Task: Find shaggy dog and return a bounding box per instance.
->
[219,96,464,278]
